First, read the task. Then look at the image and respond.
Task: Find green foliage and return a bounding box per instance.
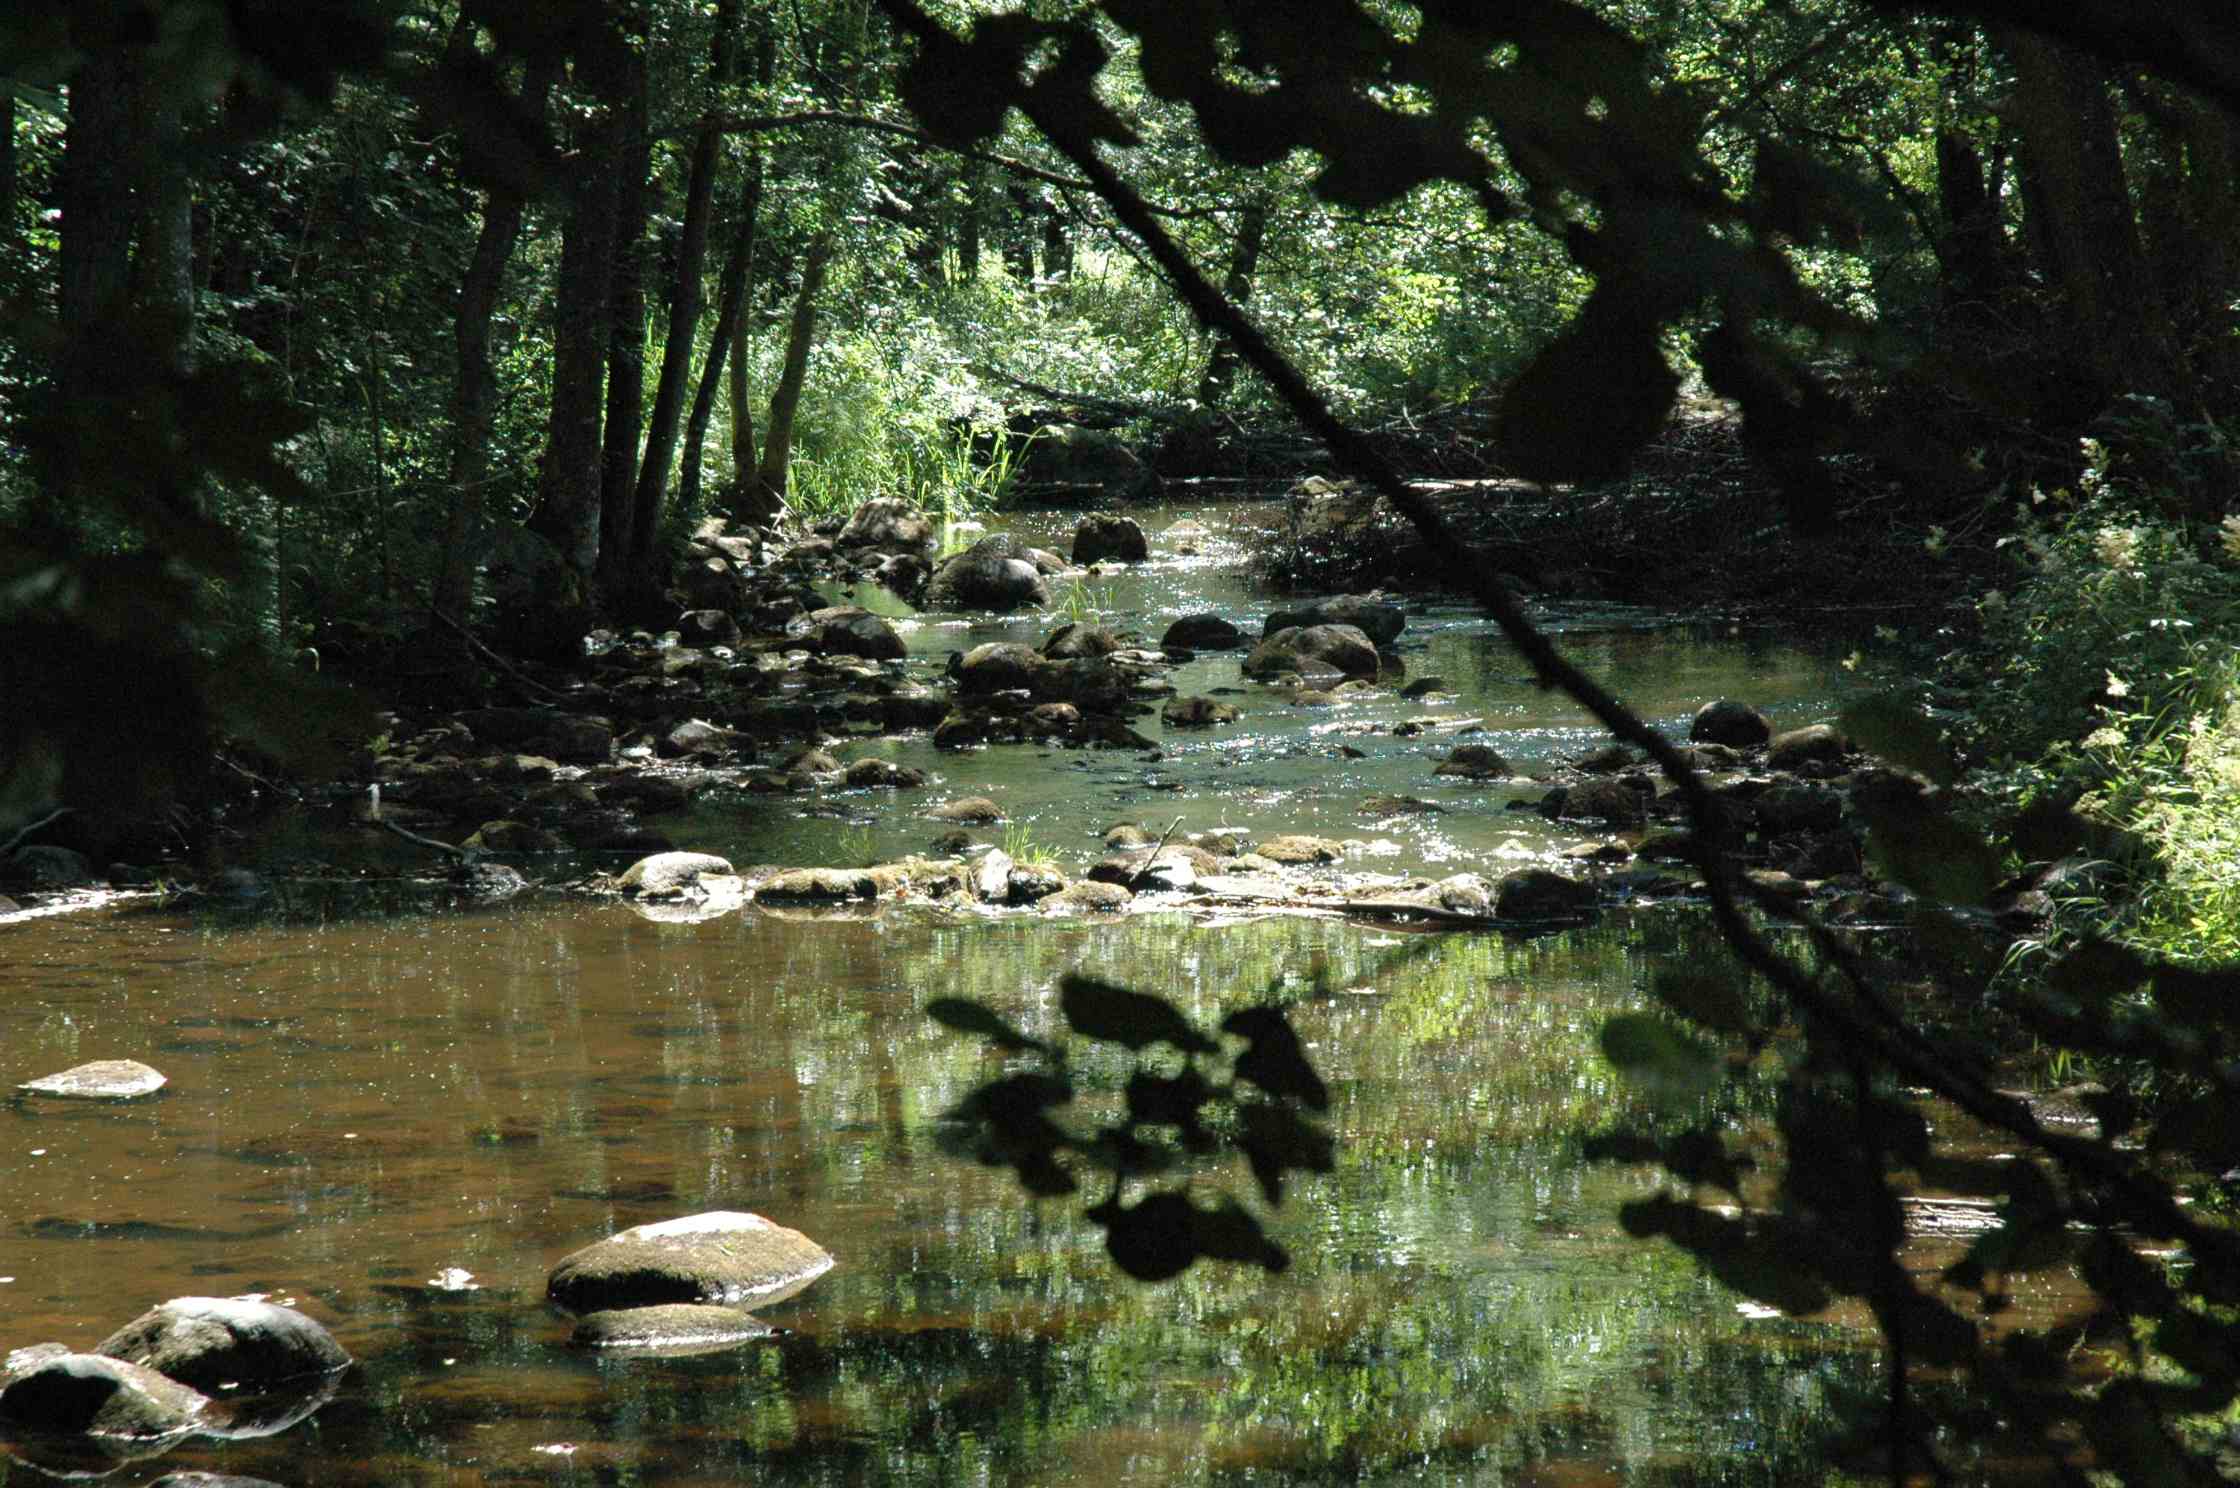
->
[930,971,1331,1281]
[1969,490,2240,768]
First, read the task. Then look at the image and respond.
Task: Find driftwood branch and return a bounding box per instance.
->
[430,609,565,705]
[0,807,71,859]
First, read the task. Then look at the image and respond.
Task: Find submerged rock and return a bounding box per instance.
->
[0,1353,209,1440]
[96,1297,350,1392]
[1041,621,1123,659]
[547,1211,835,1313]
[1162,696,1239,728]
[571,1304,776,1354]
[928,797,1004,824]
[20,1060,167,1100]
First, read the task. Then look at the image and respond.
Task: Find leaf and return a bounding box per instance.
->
[925,998,1051,1055]
[1855,798,2003,906]
[1091,1191,1198,1281]
[1222,1005,1329,1109]
[1124,1069,1217,1150]
[1839,694,1957,786]
[1600,1013,1719,1096]
[1059,974,1218,1054]
[1235,1101,1334,1206]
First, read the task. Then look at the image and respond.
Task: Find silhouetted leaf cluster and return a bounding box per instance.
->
[930,972,1330,1281]
[1578,689,2240,1480]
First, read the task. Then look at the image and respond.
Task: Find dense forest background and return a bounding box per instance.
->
[7,0,2238,834]
[12,2,2240,1481]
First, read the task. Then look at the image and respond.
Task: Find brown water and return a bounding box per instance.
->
[1,505,2033,1485]
[4,903,1883,1485]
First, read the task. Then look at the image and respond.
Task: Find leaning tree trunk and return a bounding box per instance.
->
[432,50,559,629]
[2004,29,2188,411]
[742,231,834,525]
[626,0,741,613]
[679,151,764,531]
[528,22,634,589]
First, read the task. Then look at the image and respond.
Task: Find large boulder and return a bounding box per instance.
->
[798,606,906,662]
[924,535,1056,611]
[0,1353,209,1440]
[1495,869,1597,919]
[1553,776,1648,828]
[618,851,737,899]
[1072,514,1149,565]
[1022,424,1158,498]
[1161,614,1243,651]
[96,1297,350,1392]
[1264,596,1405,646]
[836,497,937,556]
[20,1059,166,1100]
[1691,698,1771,747]
[571,1303,775,1353]
[1242,624,1380,682]
[1041,622,1123,660]
[955,642,1045,697]
[546,1211,835,1313]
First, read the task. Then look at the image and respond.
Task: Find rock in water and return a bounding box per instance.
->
[571,1304,776,1353]
[0,1353,209,1440]
[1690,698,1771,747]
[547,1211,835,1313]
[96,1296,350,1391]
[19,1060,167,1100]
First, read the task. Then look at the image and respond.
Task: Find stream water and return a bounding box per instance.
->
[0,503,2055,1485]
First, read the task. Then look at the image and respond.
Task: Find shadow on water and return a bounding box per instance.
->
[0,893,1914,1486]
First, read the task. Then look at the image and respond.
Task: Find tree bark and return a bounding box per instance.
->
[680,151,763,525]
[596,39,653,606]
[2004,30,2188,408]
[528,16,635,587]
[743,230,834,524]
[626,0,741,610]
[1040,193,1072,280]
[432,50,559,628]
[1196,192,1271,407]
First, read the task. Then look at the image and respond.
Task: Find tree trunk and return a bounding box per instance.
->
[2,94,18,282]
[2004,30,2188,409]
[596,41,653,606]
[1040,194,1072,280]
[432,51,559,628]
[681,152,763,526]
[958,169,982,280]
[1197,192,1271,407]
[743,230,834,524]
[626,0,740,612]
[528,19,634,587]
[130,91,195,373]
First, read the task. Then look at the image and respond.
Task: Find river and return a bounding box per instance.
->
[0,502,2005,1484]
